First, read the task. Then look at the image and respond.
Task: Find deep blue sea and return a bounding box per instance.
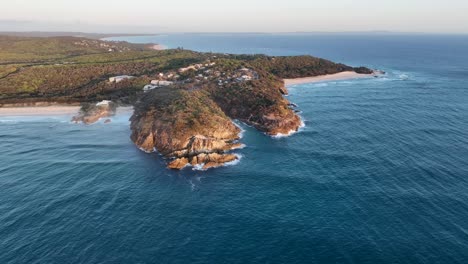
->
[2,33,468,263]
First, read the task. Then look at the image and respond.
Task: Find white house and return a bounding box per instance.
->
[109,75,134,83]
[150,80,174,86]
[96,100,111,106]
[143,84,159,92]
[178,65,196,73]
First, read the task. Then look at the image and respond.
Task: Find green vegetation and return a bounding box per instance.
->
[0,35,372,110]
[249,56,372,78]
[0,65,19,79]
[0,36,210,104]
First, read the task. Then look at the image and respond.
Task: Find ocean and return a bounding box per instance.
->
[2,33,468,263]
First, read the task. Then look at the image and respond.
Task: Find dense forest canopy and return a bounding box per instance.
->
[0,35,372,105]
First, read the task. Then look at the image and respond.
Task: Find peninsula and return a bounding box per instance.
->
[0,35,375,169]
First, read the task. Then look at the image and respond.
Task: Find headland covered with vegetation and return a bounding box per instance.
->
[0,35,375,170]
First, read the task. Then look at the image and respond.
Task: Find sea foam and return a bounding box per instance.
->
[271,116,306,139]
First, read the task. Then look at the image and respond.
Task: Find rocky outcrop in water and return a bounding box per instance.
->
[72,100,116,124]
[130,88,242,170]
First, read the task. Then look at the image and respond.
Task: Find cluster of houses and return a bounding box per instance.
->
[108,61,259,93]
[178,62,217,73]
[143,80,175,92]
[109,75,135,83]
[216,67,259,86]
[73,40,131,52]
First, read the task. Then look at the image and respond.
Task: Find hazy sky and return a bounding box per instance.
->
[1,0,468,33]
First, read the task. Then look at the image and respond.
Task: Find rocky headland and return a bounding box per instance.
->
[129,56,370,169]
[0,35,375,170]
[130,88,243,170]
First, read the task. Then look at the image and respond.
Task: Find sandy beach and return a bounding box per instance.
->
[151,44,167,50]
[284,71,375,86]
[0,106,80,116]
[0,106,135,117]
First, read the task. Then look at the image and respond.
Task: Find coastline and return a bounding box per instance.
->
[0,106,81,116]
[284,71,375,86]
[0,71,374,117]
[0,105,134,117]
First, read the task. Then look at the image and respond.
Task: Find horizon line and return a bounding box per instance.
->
[1,30,468,36]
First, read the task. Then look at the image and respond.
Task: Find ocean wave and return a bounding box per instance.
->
[189,179,197,191]
[232,120,246,139]
[311,83,330,87]
[231,144,247,150]
[138,147,155,154]
[399,74,410,80]
[191,164,205,171]
[0,120,18,124]
[224,154,243,167]
[271,116,306,139]
[191,154,243,171]
[1,116,70,123]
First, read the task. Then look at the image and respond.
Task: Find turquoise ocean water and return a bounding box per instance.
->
[2,34,468,263]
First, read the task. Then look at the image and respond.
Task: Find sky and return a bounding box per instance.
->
[1,0,468,33]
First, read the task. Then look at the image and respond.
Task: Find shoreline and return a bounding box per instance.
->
[0,71,375,117]
[151,44,167,50]
[284,71,376,86]
[0,106,81,116]
[0,105,133,117]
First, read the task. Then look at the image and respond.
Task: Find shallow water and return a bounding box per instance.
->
[2,34,468,263]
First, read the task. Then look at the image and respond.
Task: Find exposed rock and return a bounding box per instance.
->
[131,88,241,170]
[168,158,189,170]
[130,66,307,170]
[72,100,116,124]
[279,85,289,95]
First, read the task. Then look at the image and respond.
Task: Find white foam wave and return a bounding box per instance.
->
[191,154,243,171]
[231,144,246,150]
[0,119,18,124]
[311,83,329,87]
[271,116,306,139]
[138,147,155,154]
[232,120,246,139]
[399,74,409,80]
[224,154,243,167]
[192,164,206,171]
[189,179,196,191]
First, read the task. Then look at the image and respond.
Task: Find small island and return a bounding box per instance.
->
[0,35,376,170]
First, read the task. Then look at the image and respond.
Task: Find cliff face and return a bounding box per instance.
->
[208,70,302,136]
[130,71,304,169]
[130,88,242,170]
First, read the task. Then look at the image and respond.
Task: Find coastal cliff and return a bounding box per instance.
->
[129,57,372,169]
[129,62,309,169]
[207,70,302,136]
[130,88,242,170]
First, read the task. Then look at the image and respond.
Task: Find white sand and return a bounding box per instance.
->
[0,106,80,116]
[151,44,167,50]
[284,71,375,86]
[0,106,135,117]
